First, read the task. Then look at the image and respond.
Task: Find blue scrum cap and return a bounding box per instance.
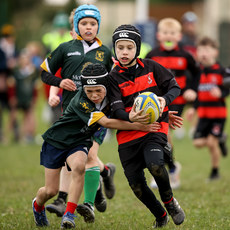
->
[74,4,101,36]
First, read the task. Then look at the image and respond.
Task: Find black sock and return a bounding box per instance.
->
[100,165,109,178]
[212,168,218,175]
[58,191,68,203]
[168,148,176,173]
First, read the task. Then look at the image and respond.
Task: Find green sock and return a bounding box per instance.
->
[84,166,100,206]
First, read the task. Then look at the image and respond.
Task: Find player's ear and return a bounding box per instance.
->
[156,32,160,40]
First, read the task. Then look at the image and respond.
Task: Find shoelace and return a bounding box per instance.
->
[65,212,77,219]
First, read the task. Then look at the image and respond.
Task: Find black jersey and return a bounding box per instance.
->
[108,58,180,147]
[146,45,200,105]
[196,63,229,119]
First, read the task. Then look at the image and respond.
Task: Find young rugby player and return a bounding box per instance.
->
[145,18,201,189]
[40,4,115,221]
[32,63,162,228]
[186,37,229,180]
[108,24,185,228]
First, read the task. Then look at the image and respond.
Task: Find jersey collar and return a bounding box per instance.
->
[76,35,102,46]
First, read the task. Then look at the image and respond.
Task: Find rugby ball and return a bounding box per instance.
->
[134,92,160,123]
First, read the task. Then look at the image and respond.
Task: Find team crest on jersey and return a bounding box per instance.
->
[147,74,152,84]
[81,62,92,73]
[95,51,104,61]
[212,124,221,135]
[80,101,94,113]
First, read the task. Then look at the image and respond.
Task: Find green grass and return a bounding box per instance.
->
[0,94,230,229]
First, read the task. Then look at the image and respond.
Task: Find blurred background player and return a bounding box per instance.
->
[146,18,201,189]
[12,49,39,143]
[42,12,72,124]
[186,37,229,180]
[179,11,199,58]
[0,24,19,143]
[41,5,116,222]
[0,46,8,143]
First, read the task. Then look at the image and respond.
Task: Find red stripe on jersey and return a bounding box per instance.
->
[116,122,169,145]
[170,95,186,105]
[198,107,227,118]
[200,73,223,85]
[198,91,221,102]
[118,73,157,97]
[151,56,187,70]
[175,76,186,89]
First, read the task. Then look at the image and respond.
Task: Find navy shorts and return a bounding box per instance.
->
[93,126,107,145]
[40,141,88,169]
[193,118,226,139]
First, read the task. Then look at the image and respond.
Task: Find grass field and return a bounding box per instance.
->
[0,93,230,230]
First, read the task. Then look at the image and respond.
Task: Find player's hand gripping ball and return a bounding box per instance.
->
[134,92,160,124]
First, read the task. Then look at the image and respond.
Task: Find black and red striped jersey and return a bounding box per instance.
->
[108,58,180,146]
[146,45,200,105]
[196,63,229,119]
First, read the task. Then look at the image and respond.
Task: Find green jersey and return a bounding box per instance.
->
[42,87,110,150]
[41,38,113,111]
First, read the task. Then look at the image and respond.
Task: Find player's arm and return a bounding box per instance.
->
[41,70,76,91]
[97,115,161,132]
[48,86,61,107]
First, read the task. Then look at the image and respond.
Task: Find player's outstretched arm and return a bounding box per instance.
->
[97,116,161,132]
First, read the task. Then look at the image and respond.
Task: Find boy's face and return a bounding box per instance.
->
[157,26,182,50]
[78,17,98,42]
[196,45,218,67]
[84,86,106,104]
[115,40,136,67]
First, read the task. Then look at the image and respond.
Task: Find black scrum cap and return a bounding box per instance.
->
[112,24,141,60]
[81,63,108,90]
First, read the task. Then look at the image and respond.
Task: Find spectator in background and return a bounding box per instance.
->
[13,49,39,143]
[0,24,19,142]
[180,11,199,58]
[42,13,72,124]
[0,47,8,143]
[42,12,72,54]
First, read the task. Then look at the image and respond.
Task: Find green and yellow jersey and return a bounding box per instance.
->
[40,37,113,111]
[42,87,110,149]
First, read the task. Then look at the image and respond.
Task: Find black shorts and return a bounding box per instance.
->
[193,118,226,139]
[118,133,170,179]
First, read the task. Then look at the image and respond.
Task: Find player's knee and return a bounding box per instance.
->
[147,163,164,177]
[193,139,204,148]
[71,162,85,176]
[86,154,98,166]
[130,183,143,199]
[46,187,59,198]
